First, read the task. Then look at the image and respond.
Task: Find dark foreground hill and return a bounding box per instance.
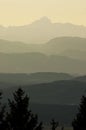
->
[1,79,86,105]
[0,80,81,125]
[30,103,78,126]
[0,75,86,125]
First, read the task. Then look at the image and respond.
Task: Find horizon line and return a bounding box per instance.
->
[0,16,86,28]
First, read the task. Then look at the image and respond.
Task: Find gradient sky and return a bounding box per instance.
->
[0,0,86,26]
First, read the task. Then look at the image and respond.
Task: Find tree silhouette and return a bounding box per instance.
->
[6,88,41,130]
[72,96,86,130]
[0,92,8,130]
[50,119,59,130]
[35,122,43,130]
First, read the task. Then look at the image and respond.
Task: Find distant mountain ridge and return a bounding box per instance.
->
[0,17,86,43]
[1,37,86,54]
[60,49,86,60]
[0,72,73,86]
[0,52,86,74]
[1,37,86,74]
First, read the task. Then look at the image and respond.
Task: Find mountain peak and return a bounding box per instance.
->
[33,16,52,25]
[40,16,51,22]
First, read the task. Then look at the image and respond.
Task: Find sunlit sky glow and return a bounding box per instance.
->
[0,0,86,26]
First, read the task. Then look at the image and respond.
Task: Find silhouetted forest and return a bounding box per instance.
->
[0,88,44,130]
[0,88,60,130]
[0,87,86,130]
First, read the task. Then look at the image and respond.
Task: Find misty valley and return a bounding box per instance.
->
[0,18,86,130]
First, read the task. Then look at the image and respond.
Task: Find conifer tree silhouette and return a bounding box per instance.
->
[50,119,59,130]
[0,92,8,130]
[72,96,86,130]
[6,88,40,130]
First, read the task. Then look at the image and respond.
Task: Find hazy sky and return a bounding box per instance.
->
[0,0,86,26]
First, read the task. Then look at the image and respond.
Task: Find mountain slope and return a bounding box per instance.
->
[1,79,86,105]
[0,52,86,74]
[0,72,73,86]
[46,37,86,53]
[0,39,42,53]
[1,17,86,43]
[1,37,86,56]
[60,50,86,60]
